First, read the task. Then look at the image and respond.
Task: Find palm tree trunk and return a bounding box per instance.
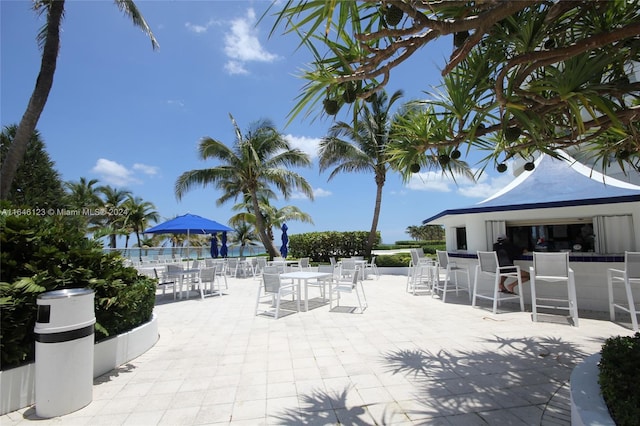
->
[135,231,142,262]
[0,0,65,199]
[366,179,384,257]
[250,190,279,258]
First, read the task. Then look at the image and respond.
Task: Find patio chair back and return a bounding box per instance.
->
[532,252,569,279]
[477,251,499,274]
[627,252,640,279]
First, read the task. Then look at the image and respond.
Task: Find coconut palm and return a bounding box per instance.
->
[229,221,260,257]
[0,0,158,200]
[175,114,314,259]
[123,195,159,260]
[229,194,314,242]
[319,90,467,256]
[98,185,132,249]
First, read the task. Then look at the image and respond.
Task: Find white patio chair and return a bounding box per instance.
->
[408,259,437,296]
[255,273,299,319]
[365,256,380,280]
[196,266,223,299]
[433,250,471,302]
[153,267,177,299]
[472,251,525,314]
[406,249,433,292]
[165,264,186,299]
[529,252,579,326]
[329,266,368,313]
[309,264,335,300]
[296,257,311,270]
[607,251,640,331]
[255,257,267,273]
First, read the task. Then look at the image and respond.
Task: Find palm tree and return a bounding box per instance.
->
[175,114,314,259]
[318,90,407,257]
[229,221,260,257]
[64,177,103,231]
[98,185,132,248]
[123,195,159,260]
[0,0,158,200]
[229,194,314,242]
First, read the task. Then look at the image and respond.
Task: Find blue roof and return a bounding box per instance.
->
[423,152,640,224]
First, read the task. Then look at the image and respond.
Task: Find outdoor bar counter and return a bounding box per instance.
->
[448,251,625,313]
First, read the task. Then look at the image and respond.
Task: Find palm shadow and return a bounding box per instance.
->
[379,335,589,422]
[272,386,370,425]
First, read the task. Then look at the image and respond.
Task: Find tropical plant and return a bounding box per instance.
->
[269,1,640,174]
[406,224,445,241]
[0,0,158,200]
[63,177,103,230]
[123,195,159,259]
[98,185,132,249]
[319,90,471,256]
[174,114,314,259]
[0,204,156,368]
[230,194,314,242]
[0,124,65,208]
[229,221,260,257]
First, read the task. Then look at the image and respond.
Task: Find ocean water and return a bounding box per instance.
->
[105,246,266,260]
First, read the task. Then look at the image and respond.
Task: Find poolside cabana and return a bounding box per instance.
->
[423,151,640,312]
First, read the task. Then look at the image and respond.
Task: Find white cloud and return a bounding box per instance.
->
[185,19,216,34]
[133,163,159,176]
[91,159,161,187]
[92,159,139,187]
[224,60,249,75]
[290,187,331,200]
[313,187,332,197]
[223,8,279,74]
[166,99,185,108]
[403,162,519,200]
[406,171,454,192]
[284,134,322,160]
[457,170,515,199]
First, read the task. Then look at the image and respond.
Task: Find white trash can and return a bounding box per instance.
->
[34,288,95,418]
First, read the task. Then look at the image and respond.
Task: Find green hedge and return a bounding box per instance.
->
[599,332,640,425]
[375,253,412,267]
[288,231,380,262]
[1,208,156,369]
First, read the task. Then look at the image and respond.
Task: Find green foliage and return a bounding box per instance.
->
[0,125,66,208]
[375,253,412,267]
[288,231,380,262]
[1,205,156,369]
[598,332,640,426]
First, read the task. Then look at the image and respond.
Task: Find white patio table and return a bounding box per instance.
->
[280,271,332,311]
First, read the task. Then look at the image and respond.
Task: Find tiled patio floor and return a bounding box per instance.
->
[2,273,632,425]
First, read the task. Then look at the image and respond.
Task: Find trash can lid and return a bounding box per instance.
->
[38,288,94,300]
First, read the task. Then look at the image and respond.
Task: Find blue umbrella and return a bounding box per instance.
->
[144,213,233,266]
[280,223,289,258]
[220,232,228,258]
[210,233,219,258]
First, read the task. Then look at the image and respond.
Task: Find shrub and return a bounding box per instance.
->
[288,231,380,261]
[1,208,156,369]
[376,253,412,267]
[598,332,640,425]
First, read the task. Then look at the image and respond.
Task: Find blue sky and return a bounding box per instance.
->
[1,1,516,245]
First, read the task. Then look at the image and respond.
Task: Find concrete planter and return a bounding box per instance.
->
[570,353,615,426]
[0,313,158,415]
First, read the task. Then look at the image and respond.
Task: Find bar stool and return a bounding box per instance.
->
[607,251,640,331]
[529,252,579,326]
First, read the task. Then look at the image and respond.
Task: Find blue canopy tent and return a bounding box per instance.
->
[144,213,233,266]
[280,223,289,258]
